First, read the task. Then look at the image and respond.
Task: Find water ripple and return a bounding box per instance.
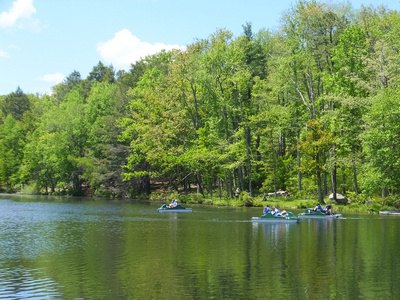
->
[0,267,63,299]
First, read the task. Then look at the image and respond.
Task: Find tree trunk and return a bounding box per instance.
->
[245,127,252,196]
[144,174,150,195]
[196,171,204,196]
[317,171,324,204]
[274,156,277,193]
[238,166,243,192]
[342,172,346,195]
[316,153,324,203]
[229,169,234,198]
[73,173,83,196]
[224,168,227,196]
[247,158,252,196]
[297,129,302,191]
[352,160,359,195]
[218,177,222,198]
[331,163,337,201]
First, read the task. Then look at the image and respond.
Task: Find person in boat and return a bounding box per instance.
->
[169,199,178,208]
[313,203,323,212]
[235,188,241,198]
[273,205,286,217]
[323,205,333,215]
[263,204,271,214]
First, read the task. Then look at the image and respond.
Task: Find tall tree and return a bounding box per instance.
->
[23,88,87,194]
[298,119,335,202]
[323,25,370,197]
[88,61,115,83]
[52,70,82,104]
[362,87,400,196]
[79,82,132,197]
[0,115,26,190]
[1,87,30,121]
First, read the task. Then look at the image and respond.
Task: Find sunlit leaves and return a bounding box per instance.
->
[298,119,335,174]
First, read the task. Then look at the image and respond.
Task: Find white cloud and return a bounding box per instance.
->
[41,72,65,84]
[0,0,41,31]
[97,29,186,70]
[0,49,9,57]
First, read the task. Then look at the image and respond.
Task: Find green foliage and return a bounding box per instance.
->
[0,115,26,190]
[298,119,335,172]
[3,2,400,209]
[362,87,400,195]
[238,192,254,206]
[293,200,316,209]
[380,195,400,208]
[179,193,204,204]
[88,61,115,83]
[346,191,369,205]
[1,87,30,121]
[327,26,369,97]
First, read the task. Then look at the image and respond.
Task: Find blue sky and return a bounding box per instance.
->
[0,0,398,95]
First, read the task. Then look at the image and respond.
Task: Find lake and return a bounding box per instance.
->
[0,195,399,299]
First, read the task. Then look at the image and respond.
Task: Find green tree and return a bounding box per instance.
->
[298,119,335,202]
[52,70,82,104]
[23,88,87,194]
[362,87,400,196]
[88,61,115,83]
[0,115,26,190]
[78,81,132,197]
[1,87,30,121]
[323,25,370,197]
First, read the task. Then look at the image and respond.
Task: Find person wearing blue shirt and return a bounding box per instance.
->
[313,203,323,212]
[273,205,286,217]
[323,205,333,215]
[263,204,271,214]
[169,199,178,208]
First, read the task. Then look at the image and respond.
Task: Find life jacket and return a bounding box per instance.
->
[274,208,281,216]
[263,207,270,214]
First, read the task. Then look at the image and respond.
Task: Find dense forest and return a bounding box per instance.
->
[1,1,400,205]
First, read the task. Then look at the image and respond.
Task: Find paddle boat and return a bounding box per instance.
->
[251,211,300,223]
[298,208,342,219]
[157,204,192,212]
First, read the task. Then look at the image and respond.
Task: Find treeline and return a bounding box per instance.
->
[1,1,400,203]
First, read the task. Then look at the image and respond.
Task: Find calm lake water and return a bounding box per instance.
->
[0,195,399,299]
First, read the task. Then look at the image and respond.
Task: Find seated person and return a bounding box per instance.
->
[263,204,271,214]
[235,188,241,198]
[323,205,332,215]
[169,199,178,208]
[273,205,286,217]
[313,203,323,212]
